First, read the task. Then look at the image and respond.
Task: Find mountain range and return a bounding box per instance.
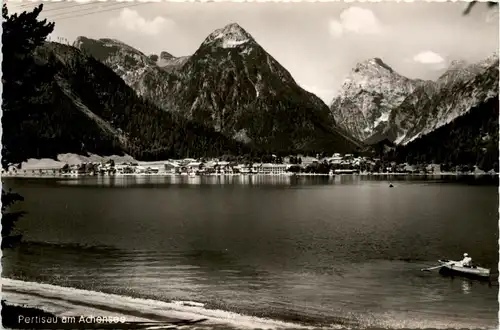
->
[74,23,360,156]
[3,5,498,170]
[329,58,425,142]
[74,24,498,168]
[329,54,499,147]
[328,54,498,170]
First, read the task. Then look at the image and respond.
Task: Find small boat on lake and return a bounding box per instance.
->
[422,259,491,281]
[437,259,490,279]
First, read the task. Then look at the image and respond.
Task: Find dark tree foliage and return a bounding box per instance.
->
[302,161,331,174]
[388,98,499,171]
[2,4,54,92]
[463,1,498,15]
[1,3,54,119]
[287,165,301,173]
[1,189,25,249]
[2,4,56,166]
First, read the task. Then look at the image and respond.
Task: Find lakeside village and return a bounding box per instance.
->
[2,153,497,177]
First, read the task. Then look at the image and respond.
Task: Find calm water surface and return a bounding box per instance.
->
[2,175,499,328]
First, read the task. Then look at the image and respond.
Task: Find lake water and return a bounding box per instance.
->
[2,175,499,329]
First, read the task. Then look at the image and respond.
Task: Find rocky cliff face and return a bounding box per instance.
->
[73,36,178,100]
[329,58,424,142]
[388,54,498,145]
[74,37,157,90]
[74,23,361,154]
[156,52,190,72]
[331,55,499,146]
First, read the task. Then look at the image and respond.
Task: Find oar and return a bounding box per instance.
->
[421,262,453,272]
[421,265,444,272]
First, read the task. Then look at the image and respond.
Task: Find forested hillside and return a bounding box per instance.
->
[389,97,499,171]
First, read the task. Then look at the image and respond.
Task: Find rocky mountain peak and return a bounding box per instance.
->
[479,52,499,68]
[352,57,395,75]
[369,57,394,72]
[437,56,495,84]
[330,58,422,141]
[449,59,469,69]
[73,36,153,66]
[160,51,174,60]
[73,28,360,154]
[340,57,411,93]
[437,60,470,82]
[74,37,142,56]
[201,23,255,49]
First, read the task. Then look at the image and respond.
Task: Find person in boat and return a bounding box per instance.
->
[460,253,472,267]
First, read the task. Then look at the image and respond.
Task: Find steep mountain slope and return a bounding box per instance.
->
[329,58,424,141]
[73,36,175,97]
[437,59,484,85]
[366,55,499,170]
[333,54,499,149]
[390,97,498,172]
[388,55,498,145]
[155,51,190,72]
[74,23,361,154]
[2,41,247,165]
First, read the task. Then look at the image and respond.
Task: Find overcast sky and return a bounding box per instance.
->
[7,0,499,103]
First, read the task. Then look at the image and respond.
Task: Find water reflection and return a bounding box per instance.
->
[7,174,498,189]
[461,280,472,294]
[55,175,339,188]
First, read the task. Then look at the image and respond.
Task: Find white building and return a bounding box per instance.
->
[164,162,180,174]
[252,163,289,175]
[300,157,319,166]
[326,156,343,165]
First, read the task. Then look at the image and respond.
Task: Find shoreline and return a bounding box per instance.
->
[2,278,310,330]
[2,276,494,330]
[2,172,497,179]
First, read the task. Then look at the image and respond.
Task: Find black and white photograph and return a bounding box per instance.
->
[1,0,499,329]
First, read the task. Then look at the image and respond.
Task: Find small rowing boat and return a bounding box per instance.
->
[437,259,490,279]
[421,259,491,280]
